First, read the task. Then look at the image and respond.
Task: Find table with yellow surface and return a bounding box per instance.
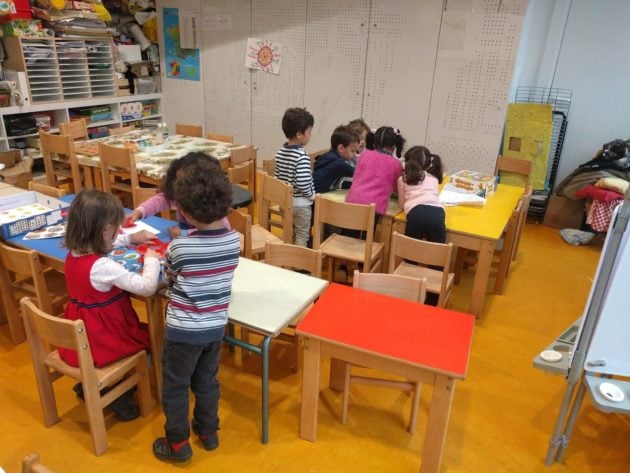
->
[394,182,524,317]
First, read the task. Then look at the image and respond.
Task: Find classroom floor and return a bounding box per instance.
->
[2,222,629,472]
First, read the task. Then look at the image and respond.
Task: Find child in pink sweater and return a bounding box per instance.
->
[127,152,230,235]
[397,145,445,243]
[345,126,405,216]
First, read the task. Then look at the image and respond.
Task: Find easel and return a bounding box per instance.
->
[545,189,630,465]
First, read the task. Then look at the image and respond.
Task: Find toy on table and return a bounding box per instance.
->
[108,238,168,274]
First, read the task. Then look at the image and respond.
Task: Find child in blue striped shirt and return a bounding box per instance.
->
[153,154,241,462]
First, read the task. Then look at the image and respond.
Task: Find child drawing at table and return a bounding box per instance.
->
[397,146,446,244]
[126,152,230,236]
[59,189,160,421]
[345,126,405,218]
[347,118,371,157]
[153,158,240,462]
[275,107,315,247]
[313,125,360,193]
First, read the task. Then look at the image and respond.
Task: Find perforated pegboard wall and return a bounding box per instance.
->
[426,0,527,175]
[158,0,205,132]
[250,1,307,160]
[302,0,369,152]
[363,0,442,148]
[201,1,252,144]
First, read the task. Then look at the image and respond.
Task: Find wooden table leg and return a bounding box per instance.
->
[146,294,165,402]
[379,215,394,271]
[300,337,321,441]
[468,239,495,317]
[329,357,347,391]
[420,375,455,473]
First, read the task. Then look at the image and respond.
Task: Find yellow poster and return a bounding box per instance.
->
[502,103,553,190]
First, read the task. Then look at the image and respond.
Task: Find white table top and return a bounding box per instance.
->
[228,257,329,336]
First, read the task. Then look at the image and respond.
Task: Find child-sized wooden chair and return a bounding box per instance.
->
[251,173,293,257]
[0,242,67,344]
[175,123,202,137]
[98,142,139,208]
[388,232,454,307]
[132,186,170,218]
[313,195,384,281]
[22,452,55,473]
[59,118,89,141]
[241,241,323,369]
[342,271,427,433]
[206,131,233,143]
[40,130,87,193]
[109,124,137,136]
[21,297,153,456]
[227,209,252,259]
[227,161,256,216]
[28,181,66,198]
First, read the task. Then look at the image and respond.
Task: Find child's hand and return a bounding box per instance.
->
[126,209,143,224]
[144,248,159,260]
[167,226,181,240]
[130,230,157,244]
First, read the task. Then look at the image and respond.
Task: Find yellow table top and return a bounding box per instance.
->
[321,189,402,217]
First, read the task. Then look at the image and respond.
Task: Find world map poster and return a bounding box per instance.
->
[163,7,200,81]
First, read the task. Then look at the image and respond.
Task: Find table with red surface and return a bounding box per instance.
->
[296,283,475,473]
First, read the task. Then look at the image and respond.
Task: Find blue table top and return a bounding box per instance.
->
[8,194,175,264]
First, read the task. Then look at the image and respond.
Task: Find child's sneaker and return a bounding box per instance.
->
[192,420,219,451]
[110,388,139,422]
[153,438,192,462]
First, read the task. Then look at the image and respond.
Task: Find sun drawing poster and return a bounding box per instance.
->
[245,38,282,75]
[163,7,200,81]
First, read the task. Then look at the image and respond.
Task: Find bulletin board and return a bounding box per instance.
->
[426,0,528,175]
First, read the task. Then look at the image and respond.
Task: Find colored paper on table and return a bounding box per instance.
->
[120,220,160,235]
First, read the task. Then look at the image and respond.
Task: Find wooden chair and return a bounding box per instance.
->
[511,185,533,262]
[309,148,328,171]
[28,181,66,198]
[227,209,252,259]
[342,271,427,433]
[98,142,139,208]
[20,297,152,456]
[109,124,137,136]
[493,199,523,294]
[39,130,86,193]
[495,155,533,186]
[388,232,455,308]
[22,453,55,473]
[227,161,256,216]
[251,172,293,257]
[132,186,170,218]
[175,123,202,137]
[0,242,67,344]
[206,131,233,143]
[259,241,323,369]
[59,118,89,141]
[262,158,275,175]
[229,145,256,167]
[313,195,384,281]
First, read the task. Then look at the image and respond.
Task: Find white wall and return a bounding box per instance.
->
[511,0,630,187]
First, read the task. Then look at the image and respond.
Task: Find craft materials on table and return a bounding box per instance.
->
[23,223,67,240]
[108,238,168,273]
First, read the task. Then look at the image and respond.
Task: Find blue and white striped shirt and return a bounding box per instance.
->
[275,143,315,207]
[163,227,240,344]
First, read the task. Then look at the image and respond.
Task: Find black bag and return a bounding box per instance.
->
[4,113,37,137]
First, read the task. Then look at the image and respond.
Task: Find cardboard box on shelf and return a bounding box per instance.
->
[0,190,68,239]
[0,150,33,190]
[129,61,150,78]
[543,195,585,229]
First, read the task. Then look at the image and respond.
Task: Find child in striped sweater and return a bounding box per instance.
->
[153,157,240,462]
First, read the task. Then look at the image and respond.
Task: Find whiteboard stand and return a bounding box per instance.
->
[544,189,630,466]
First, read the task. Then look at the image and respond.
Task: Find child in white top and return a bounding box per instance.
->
[397,145,446,243]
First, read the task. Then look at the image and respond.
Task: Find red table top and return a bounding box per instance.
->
[296,283,475,379]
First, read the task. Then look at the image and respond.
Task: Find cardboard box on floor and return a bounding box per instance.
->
[0,150,33,189]
[543,195,585,229]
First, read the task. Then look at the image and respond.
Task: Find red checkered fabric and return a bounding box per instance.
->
[586,199,623,232]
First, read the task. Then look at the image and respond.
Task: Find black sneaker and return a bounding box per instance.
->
[192,420,219,451]
[153,438,192,462]
[111,389,139,422]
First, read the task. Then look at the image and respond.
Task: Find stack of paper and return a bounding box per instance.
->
[439,189,486,207]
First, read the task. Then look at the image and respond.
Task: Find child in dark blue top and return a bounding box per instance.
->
[313,125,360,193]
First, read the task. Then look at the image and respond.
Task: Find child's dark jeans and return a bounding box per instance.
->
[161,338,222,444]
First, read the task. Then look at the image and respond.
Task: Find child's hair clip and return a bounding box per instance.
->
[393,128,401,135]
